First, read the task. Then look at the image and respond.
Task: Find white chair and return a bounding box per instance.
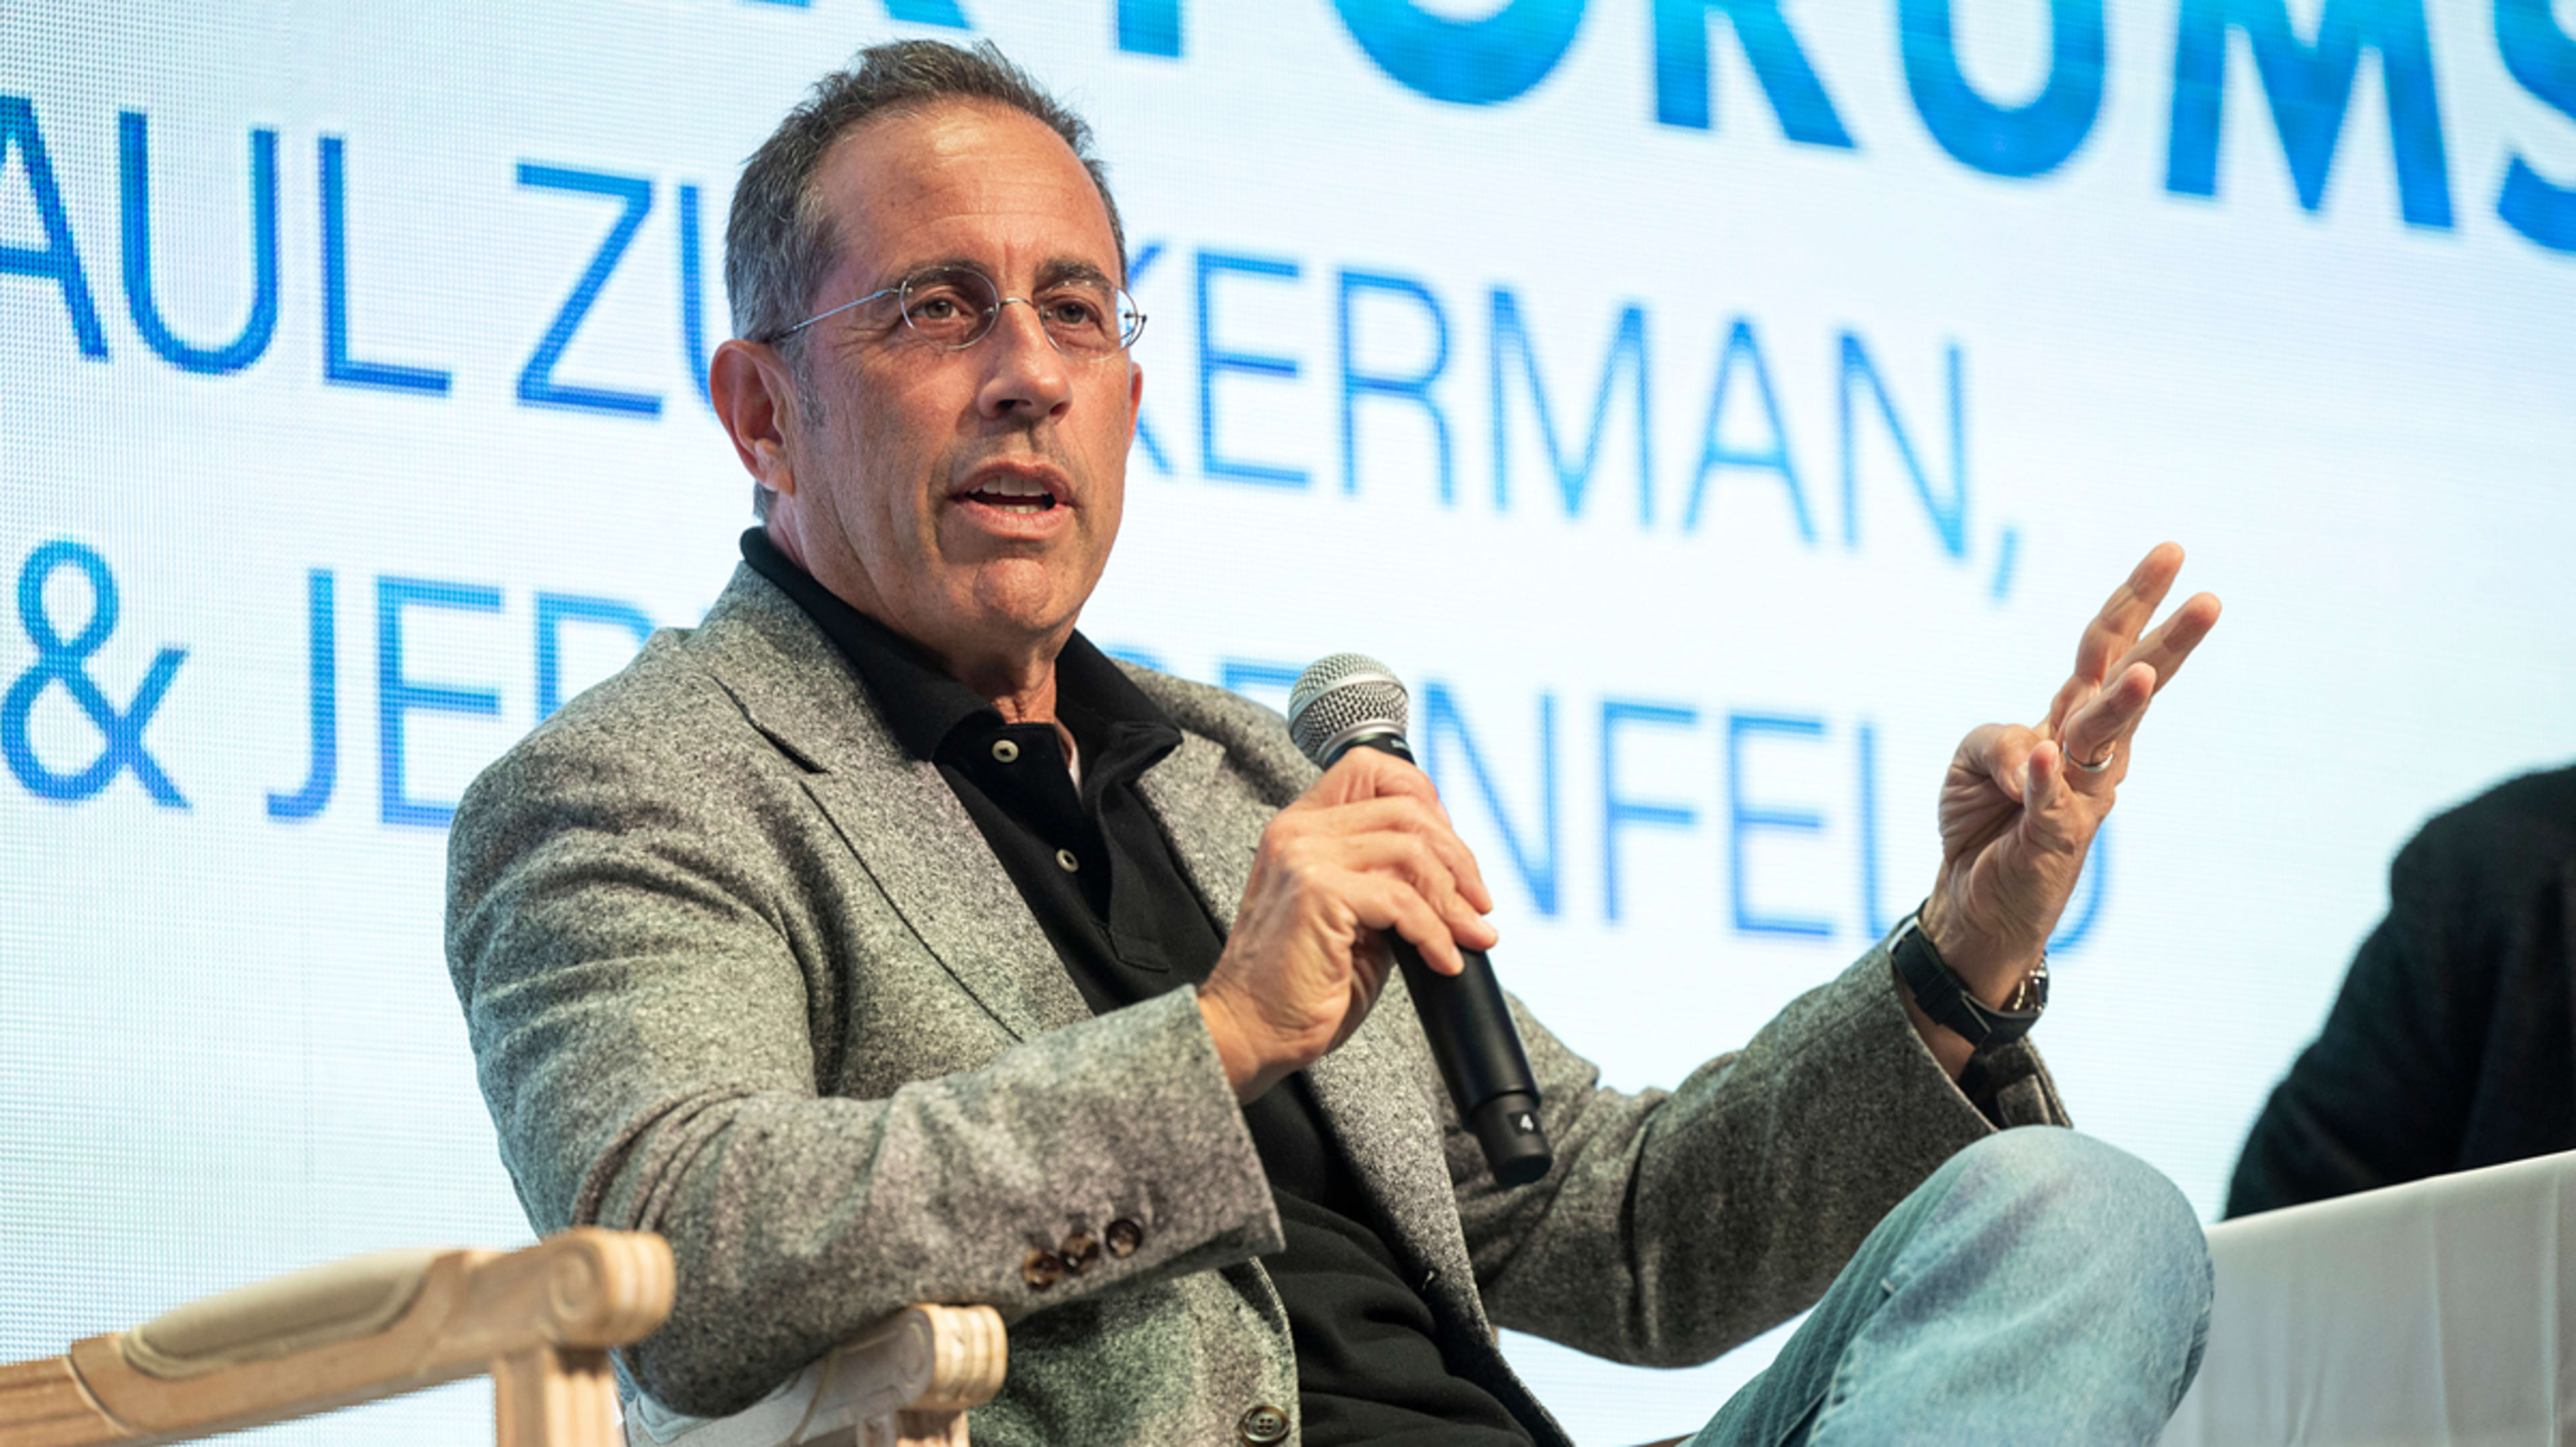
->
[2159,1148,2576,1446]
[621,1304,1004,1447]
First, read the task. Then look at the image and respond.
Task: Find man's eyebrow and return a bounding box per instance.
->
[1035,258,1118,289]
[892,257,1120,288]
[892,255,987,283]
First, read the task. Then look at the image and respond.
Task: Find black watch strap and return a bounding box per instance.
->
[1889,911,2047,1051]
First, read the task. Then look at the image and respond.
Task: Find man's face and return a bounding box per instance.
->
[774,102,1138,673]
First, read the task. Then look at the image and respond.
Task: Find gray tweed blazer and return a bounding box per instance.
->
[447,565,2065,1446]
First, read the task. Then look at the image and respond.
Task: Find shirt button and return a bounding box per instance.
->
[1055,848,1079,873]
[1060,1232,1100,1273]
[990,738,1020,764]
[1021,1249,1065,1290]
[1238,1403,1289,1444]
[1104,1218,1144,1258]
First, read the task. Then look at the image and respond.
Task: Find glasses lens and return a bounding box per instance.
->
[1029,281,1136,358]
[900,268,999,349]
[890,269,1143,357]
[1114,290,1145,350]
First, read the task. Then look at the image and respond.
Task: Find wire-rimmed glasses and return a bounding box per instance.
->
[764,264,1146,359]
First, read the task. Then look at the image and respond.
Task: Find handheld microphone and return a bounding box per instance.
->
[1287,653,1554,1188]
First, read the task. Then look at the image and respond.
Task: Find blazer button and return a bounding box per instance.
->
[1021,1249,1065,1290]
[990,738,1020,764]
[1238,1403,1289,1444]
[1060,1232,1101,1273]
[1104,1218,1144,1258]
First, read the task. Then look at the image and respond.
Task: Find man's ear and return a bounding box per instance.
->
[710,338,800,501]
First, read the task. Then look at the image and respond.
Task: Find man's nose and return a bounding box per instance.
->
[975,298,1075,419]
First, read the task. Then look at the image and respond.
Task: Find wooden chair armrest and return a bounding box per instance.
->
[623,1305,1006,1447]
[0,1228,672,1447]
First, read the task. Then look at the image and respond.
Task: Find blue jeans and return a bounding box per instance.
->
[1690,1129,2213,1446]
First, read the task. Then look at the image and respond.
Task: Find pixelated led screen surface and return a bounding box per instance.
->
[5,3,2573,1440]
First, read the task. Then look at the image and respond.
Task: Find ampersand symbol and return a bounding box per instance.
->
[3,540,188,806]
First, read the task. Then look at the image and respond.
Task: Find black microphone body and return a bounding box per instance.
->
[1289,659,1554,1187]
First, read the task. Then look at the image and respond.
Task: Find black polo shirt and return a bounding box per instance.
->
[741,532,1534,1446]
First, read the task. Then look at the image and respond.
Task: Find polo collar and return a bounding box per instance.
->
[737,527,1176,767]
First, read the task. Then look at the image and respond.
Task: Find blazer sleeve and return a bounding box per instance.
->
[445,696,1282,1417]
[1452,940,2068,1369]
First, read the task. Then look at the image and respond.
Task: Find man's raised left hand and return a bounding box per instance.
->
[1910,542,2222,1071]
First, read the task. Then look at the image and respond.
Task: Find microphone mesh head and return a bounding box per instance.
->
[1287,653,1410,765]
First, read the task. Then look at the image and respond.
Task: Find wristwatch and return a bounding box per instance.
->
[1889,908,2047,1051]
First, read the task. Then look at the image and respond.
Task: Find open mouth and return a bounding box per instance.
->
[957,472,1068,516]
[966,486,1058,514]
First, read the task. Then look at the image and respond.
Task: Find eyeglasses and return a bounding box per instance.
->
[766,265,1146,359]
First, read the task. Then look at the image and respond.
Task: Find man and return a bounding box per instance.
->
[2228,764,2576,1217]
[449,40,2222,1445]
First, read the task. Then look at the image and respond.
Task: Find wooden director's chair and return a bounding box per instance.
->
[0,1230,1007,1447]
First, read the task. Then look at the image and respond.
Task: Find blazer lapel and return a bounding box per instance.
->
[1134,731,1247,928]
[694,569,1090,1041]
[1306,987,1481,1309]
[800,769,1091,1040]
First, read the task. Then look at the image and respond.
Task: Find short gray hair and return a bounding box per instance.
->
[727,41,1127,519]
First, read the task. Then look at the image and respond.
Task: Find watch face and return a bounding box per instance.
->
[2014,963,2051,1014]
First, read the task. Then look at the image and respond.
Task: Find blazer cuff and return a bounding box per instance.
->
[1854,932,2071,1130]
[1006,985,1286,1306]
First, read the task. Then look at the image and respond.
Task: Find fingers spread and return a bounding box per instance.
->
[2043,671,2094,738]
[2074,542,2184,685]
[2055,546,2220,740]
[2059,660,2155,770]
[2115,590,2222,698]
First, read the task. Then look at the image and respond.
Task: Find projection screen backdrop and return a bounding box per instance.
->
[5,1,2574,1440]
